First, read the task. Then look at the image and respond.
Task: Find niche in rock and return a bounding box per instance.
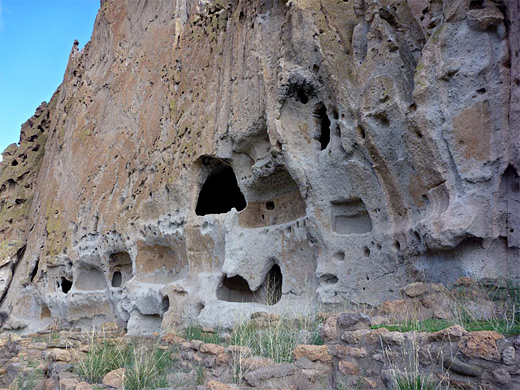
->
[196,162,246,216]
[59,277,72,294]
[75,264,106,291]
[30,259,39,282]
[109,251,133,288]
[331,198,373,234]
[217,264,283,305]
[314,103,331,150]
[112,271,122,287]
[239,167,306,228]
[135,241,188,284]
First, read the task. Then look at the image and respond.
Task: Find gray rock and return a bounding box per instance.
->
[443,357,482,377]
[492,368,511,385]
[502,346,515,365]
[337,313,371,331]
[244,364,296,387]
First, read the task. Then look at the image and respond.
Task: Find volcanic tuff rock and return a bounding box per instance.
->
[0,0,518,334]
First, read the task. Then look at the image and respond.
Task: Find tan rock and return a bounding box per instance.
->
[429,325,467,342]
[361,377,378,389]
[458,331,503,362]
[75,383,93,390]
[402,282,428,298]
[320,314,339,342]
[338,360,360,375]
[293,344,332,363]
[380,331,405,346]
[47,348,71,362]
[341,329,370,344]
[206,380,237,390]
[59,378,78,390]
[161,333,185,345]
[366,327,390,344]
[330,344,367,359]
[102,368,126,389]
[199,343,225,355]
[190,340,204,350]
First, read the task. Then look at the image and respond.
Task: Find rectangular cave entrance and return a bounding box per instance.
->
[135,241,187,284]
[238,166,306,228]
[109,251,133,288]
[216,264,283,305]
[331,198,373,234]
[195,159,246,216]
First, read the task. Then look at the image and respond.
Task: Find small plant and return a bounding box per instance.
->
[11,368,43,390]
[445,279,520,335]
[394,375,435,390]
[124,344,173,390]
[383,323,448,390]
[230,311,323,364]
[194,363,205,386]
[183,323,221,344]
[74,332,129,383]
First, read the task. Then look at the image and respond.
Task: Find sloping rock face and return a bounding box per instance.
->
[0,0,518,333]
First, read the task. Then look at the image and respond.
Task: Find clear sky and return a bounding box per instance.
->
[0,0,99,157]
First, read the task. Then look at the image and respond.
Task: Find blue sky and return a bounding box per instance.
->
[0,0,99,156]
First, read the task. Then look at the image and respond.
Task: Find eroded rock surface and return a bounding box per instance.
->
[0,0,518,334]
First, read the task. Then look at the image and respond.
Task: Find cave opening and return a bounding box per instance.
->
[30,259,39,282]
[216,264,283,305]
[264,264,283,305]
[314,103,331,150]
[60,277,72,294]
[196,165,246,216]
[112,271,122,287]
[162,295,170,313]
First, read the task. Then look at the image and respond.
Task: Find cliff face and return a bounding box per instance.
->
[0,0,518,334]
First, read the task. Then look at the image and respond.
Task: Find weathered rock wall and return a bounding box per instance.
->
[0,0,518,334]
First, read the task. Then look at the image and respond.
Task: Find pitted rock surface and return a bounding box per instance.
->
[0,0,518,334]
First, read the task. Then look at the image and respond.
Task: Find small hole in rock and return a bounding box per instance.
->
[357,125,366,140]
[469,0,484,10]
[266,201,275,210]
[30,260,39,282]
[297,89,309,104]
[162,296,170,313]
[112,271,123,287]
[61,277,72,294]
[363,247,370,257]
[333,251,345,261]
[11,160,18,166]
[320,274,339,285]
[314,103,331,150]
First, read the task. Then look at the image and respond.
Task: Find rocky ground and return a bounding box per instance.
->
[1,281,519,390]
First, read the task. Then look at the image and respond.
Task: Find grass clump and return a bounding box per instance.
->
[230,314,323,364]
[124,345,174,390]
[371,319,451,333]
[183,323,221,344]
[394,375,435,390]
[11,368,43,390]
[74,336,129,383]
[74,333,177,390]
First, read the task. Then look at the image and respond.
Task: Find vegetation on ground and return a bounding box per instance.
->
[74,334,177,390]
